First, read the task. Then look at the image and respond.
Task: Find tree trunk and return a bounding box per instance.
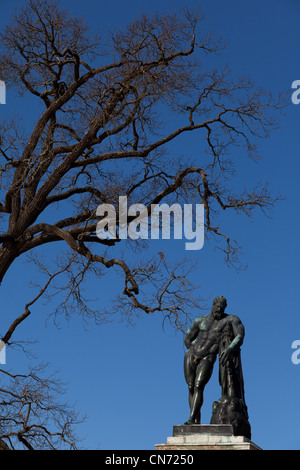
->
[0,246,19,284]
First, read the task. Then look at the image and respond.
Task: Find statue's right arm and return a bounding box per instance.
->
[184,319,200,349]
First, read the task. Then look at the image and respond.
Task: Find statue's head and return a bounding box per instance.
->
[211,296,227,319]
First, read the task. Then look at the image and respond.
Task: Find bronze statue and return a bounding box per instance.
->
[184,296,251,438]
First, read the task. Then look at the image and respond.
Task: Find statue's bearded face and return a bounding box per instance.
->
[212,298,226,320]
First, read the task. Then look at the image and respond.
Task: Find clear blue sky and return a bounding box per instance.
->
[0,0,299,450]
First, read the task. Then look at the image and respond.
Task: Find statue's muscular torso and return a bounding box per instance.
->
[184,313,242,361]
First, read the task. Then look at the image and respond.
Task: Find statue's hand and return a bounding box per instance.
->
[220,346,234,365]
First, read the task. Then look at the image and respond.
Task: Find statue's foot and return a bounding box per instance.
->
[184,418,195,425]
[184,417,200,425]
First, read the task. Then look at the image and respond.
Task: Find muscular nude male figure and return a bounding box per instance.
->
[184,296,245,425]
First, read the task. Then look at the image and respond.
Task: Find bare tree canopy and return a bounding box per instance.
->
[0,0,285,449]
[0,364,85,450]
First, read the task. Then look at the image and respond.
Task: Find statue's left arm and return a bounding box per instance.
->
[220,316,245,365]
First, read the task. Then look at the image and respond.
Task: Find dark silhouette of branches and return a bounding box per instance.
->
[0,0,286,448]
[0,364,85,450]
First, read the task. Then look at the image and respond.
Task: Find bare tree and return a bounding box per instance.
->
[0,0,284,448]
[0,365,85,450]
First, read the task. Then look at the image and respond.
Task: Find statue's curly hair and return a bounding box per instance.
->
[213,296,227,307]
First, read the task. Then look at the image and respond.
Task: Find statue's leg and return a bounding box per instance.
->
[184,351,196,423]
[189,355,215,423]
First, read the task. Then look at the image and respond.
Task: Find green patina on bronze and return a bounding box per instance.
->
[183,296,251,439]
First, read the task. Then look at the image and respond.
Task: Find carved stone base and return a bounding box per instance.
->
[155,424,261,451]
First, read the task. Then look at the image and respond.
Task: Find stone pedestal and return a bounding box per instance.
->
[155,425,262,451]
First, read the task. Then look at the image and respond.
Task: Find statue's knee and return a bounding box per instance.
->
[194,379,204,391]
